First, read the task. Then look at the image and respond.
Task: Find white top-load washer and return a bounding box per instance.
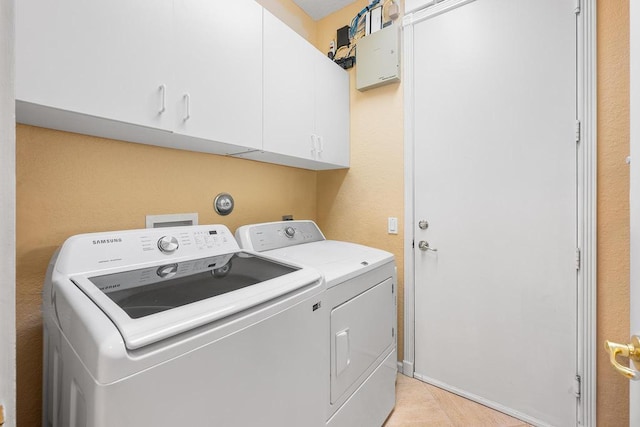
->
[42,224,328,427]
[235,220,397,427]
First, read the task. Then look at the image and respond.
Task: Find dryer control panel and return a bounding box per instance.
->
[235,220,325,252]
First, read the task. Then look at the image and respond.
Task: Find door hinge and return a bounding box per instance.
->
[573,375,582,398]
[574,0,581,14]
[575,120,581,143]
[576,248,581,270]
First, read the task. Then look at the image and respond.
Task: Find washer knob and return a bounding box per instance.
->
[284,226,296,238]
[157,263,178,279]
[157,235,179,253]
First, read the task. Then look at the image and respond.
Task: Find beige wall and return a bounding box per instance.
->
[16,125,317,425]
[314,1,406,358]
[597,0,630,425]
[14,1,632,426]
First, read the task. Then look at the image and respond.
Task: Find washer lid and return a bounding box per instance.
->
[69,252,321,350]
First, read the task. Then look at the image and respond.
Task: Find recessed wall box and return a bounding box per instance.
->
[337,25,350,49]
[356,24,400,91]
[146,213,198,228]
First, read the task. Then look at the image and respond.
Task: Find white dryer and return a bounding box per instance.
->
[42,224,328,427]
[235,220,397,427]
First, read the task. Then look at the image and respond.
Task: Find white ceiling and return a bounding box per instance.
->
[292,0,358,21]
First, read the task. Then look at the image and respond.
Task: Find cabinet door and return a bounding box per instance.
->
[16,0,173,130]
[173,0,263,152]
[314,53,350,167]
[263,10,316,160]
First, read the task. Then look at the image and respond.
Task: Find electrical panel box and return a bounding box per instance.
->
[356,24,400,91]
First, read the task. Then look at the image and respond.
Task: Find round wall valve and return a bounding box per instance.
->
[213,193,234,216]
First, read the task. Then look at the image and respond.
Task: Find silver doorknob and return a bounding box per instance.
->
[418,220,429,230]
[418,241,437,252]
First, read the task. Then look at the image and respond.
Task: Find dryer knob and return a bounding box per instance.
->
[284,226,296,238]
[158,235,179,253]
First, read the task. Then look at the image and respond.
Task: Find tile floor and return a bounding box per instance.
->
[383,374,532,427]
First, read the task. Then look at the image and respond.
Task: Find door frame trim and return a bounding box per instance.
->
[401,1,597,425]
[575,1,597,425]
[0,0,16,424]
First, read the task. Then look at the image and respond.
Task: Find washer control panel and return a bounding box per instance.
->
[56,224,240,274]
[235,220,325,252]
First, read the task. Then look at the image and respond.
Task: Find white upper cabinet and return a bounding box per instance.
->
[16,1,349,169]
[314,53,350,167]
[262,10,316,161]
[173,0,263,151]
[253,10,350,169]
[16,0,174,131]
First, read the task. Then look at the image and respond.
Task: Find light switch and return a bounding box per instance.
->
[388,217,398,234]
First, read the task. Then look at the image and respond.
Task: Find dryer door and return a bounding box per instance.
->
[330,277,395,403]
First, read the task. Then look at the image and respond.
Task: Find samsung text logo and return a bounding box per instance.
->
[92,238,123,245]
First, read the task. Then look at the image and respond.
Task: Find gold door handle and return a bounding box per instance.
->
[604,336,640,380]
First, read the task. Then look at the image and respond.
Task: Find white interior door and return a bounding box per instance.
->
[411,0,577,425]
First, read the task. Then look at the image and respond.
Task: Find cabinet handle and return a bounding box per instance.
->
[183,93,191,121]
[158,84,166,114]
[311,135,317,158]
[317,136,324,154]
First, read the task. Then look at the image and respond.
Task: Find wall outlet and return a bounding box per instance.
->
[388,217,398,234]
